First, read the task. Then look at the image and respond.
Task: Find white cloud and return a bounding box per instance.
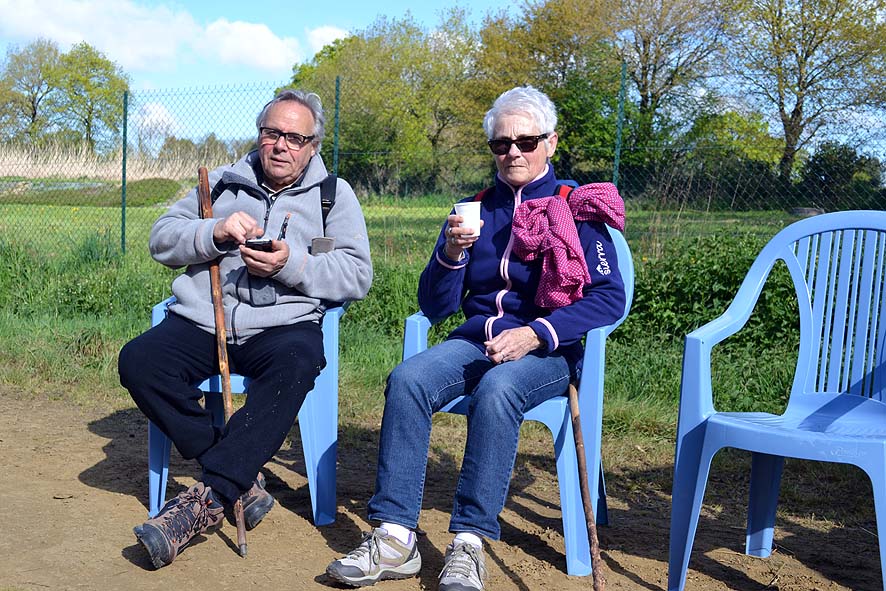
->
[198,19,302,71]
[135,102,179,153]
[138,102,179,136]
[307,25,349,55]
[0,0,198,71]
[0,0,303,75]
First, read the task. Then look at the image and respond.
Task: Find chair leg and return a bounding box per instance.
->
[147,420,172,517]
[597,461,609,526]
[298,378,338,526]
[866,465,886,591]
[745,452,784,557]
[667,427,717,591]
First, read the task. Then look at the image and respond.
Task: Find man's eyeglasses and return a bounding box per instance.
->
[259,127,315,150]
[487,133,549,156]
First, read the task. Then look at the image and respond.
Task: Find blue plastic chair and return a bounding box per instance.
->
[403,226,633,576]
[147,297,343,526]
[668,210,886,591]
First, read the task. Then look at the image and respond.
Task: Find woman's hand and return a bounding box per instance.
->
[443,214,484,260]
[239,240,290,277]
[484,327,544,364]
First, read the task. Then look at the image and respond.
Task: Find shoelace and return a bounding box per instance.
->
[161,489,213,541]
[440,543,482,581]
[346,530,385,566]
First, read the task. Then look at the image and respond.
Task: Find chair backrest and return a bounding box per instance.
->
[739,211,886,401]
[607,226,635,336]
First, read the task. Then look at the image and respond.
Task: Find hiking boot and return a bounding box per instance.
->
[326,527,422,586]
[133,482,224,569]
[241,472,275,530]
[439,542,488,591]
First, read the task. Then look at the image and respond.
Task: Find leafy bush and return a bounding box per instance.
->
[620,232,798,349]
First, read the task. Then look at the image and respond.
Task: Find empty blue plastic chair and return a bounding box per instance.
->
[147,297,343,526]
[668,210,886,590]
[403,226,633,576]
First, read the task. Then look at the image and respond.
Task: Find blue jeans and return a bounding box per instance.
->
[367,338,572,540]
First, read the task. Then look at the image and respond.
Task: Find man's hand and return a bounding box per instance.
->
[239,240,290,277]
[484,326,544,364]
[213,212,263,245]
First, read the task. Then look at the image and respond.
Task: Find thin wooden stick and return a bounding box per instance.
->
[197,166,248,558]
[568,383,606,590]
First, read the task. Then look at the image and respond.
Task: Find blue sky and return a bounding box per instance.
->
[0,0,516,90]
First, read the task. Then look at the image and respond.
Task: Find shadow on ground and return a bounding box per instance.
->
[79,409,882,590]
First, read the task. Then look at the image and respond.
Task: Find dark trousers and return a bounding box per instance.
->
[118,312,325,505]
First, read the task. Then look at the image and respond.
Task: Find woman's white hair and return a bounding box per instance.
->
[482,85,557,139]
[256,89,326,143]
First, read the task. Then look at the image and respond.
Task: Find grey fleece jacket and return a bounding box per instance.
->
[149,150,373,344]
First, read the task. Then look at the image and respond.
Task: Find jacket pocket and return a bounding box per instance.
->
[248,275,277,307]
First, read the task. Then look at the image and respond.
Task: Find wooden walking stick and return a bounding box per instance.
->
[197,166,248,558]
[568,383,606,591]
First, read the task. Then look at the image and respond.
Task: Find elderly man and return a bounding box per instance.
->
[119,89,373,569]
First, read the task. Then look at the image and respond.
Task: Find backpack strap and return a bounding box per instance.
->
[473,187,493,202]
[320,174,337,234]
[555,183,574,199]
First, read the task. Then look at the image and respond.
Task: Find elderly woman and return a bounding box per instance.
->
[327,86,626,591]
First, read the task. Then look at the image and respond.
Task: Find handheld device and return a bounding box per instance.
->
[244,238,273,251]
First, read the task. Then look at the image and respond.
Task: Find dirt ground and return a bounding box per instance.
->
[1,391,882,591]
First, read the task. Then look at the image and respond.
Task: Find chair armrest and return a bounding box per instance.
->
[151,296,177,327]
[403,311,432,361]
[322,304,345,335]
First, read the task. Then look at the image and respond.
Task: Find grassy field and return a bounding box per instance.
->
[0,199,803,449]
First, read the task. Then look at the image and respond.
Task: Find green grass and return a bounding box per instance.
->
[0,177,185,207]
[0,200,800,439]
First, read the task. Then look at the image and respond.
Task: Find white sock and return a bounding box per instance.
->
[380,522,413,546]
[454,532,483,549]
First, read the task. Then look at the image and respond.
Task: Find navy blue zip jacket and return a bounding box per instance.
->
[418,165,626,372]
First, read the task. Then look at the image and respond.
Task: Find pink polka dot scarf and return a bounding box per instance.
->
[512,182,625,309]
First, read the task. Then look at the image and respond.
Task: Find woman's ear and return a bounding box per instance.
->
[545,132,559,157]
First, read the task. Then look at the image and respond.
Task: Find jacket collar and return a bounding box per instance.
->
[492,164,560,204]
[217,150,330,200]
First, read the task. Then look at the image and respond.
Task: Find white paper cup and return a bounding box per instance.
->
[454,201,481,237]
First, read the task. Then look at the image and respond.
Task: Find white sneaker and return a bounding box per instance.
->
[326,528,422,586]
[439,541,487,591]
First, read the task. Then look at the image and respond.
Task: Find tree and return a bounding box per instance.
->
[0,38,61,142]
[473,0,617,106]
[50,42,129,151]
[679,109,784,209]
[157,136,198,161]
[197,133,234,164]
[727,0,886,180]
[612,0,730,147]
[290,10,483,194]
[799,141,882,209]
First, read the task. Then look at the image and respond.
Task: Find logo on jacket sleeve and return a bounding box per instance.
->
[595,240,610,275]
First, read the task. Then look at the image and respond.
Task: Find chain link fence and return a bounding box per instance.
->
[1,78,883,258]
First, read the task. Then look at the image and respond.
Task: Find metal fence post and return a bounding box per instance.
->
[121,89,128,255]
[333,75,340,176]
[613,61,627,188]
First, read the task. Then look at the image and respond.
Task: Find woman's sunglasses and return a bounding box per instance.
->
[487,133,549,156]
